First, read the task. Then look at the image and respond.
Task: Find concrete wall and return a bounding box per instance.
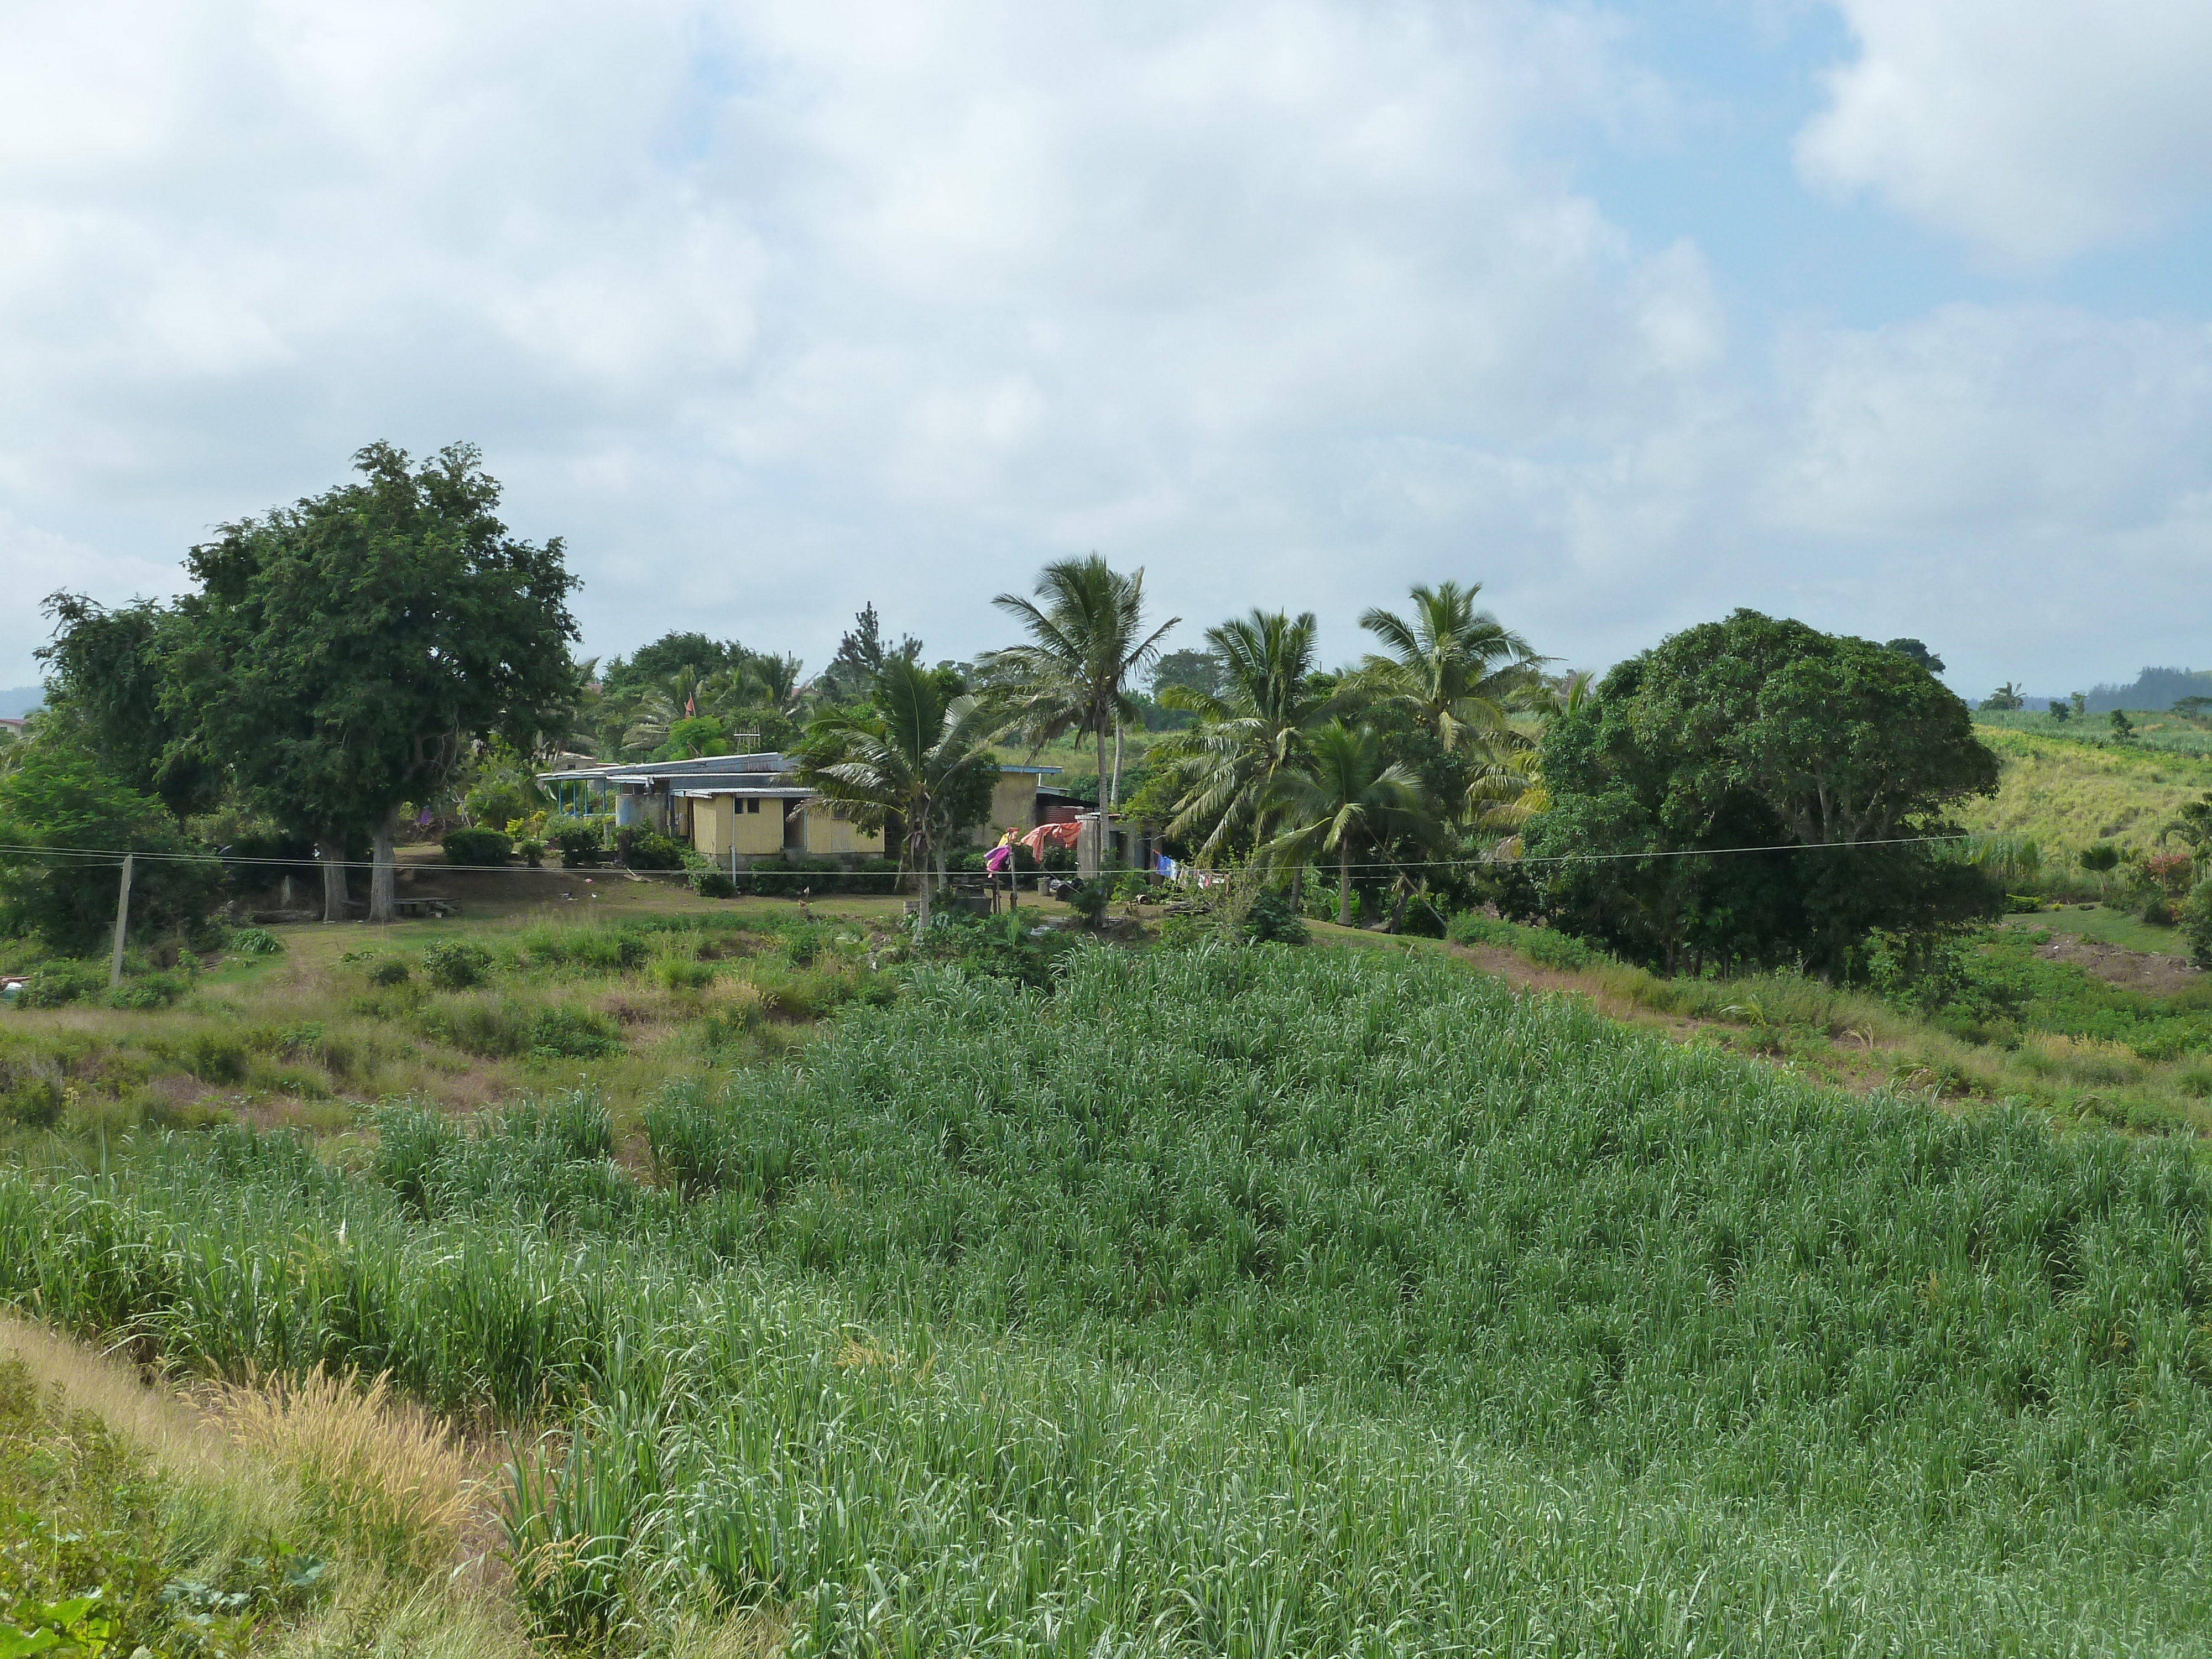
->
[798,802,886,857]
[690,795,790,860]
[975,773,1041,843]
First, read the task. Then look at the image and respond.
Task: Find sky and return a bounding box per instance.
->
[2,0,2209,703]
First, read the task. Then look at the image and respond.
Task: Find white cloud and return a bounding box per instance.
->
[0,0,2206,704]
[1798,0,2212,262]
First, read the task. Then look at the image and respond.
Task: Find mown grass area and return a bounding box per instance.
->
[1446,912,2212,1135]
[1959,725,2212,862]
[5,944,2212,1653]
[0,904,909,1149]
[2025,903,2198,957]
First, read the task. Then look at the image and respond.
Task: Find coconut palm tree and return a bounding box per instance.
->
[1150,609,1339,858]
[796,656,996,929]
[978,555,1178,813]
[1355,582,1543,761]
[1261,721,1428,926]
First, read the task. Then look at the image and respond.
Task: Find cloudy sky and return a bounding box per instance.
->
[3,0,2208,701]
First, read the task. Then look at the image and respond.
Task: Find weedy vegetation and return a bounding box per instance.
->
[4,943,2212,1653]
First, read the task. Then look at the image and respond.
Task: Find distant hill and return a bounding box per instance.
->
[0,686,43,719]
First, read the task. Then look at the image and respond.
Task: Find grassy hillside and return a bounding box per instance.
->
[6,943,2211,1652]
[1960,724,2212,860]
[1973,708,2212,760]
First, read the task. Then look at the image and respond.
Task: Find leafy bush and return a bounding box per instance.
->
[0,745,226,953]
[440,828,512,867]
[550,818,610,868]
[1447,911,1605,969]
[422,940,492,990]
[367,958,411,987]
[228,926,284,955]
[15,959,107,1008]
[614,828,686,871]
[2184,878,2212,971]
[106,971,189,1009]
[514,838,547,868]
[1240,889,1308,945]
[528,1006,623,1060]
[1062,879,1110,928]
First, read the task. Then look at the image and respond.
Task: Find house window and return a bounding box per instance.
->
[745,798,760,814]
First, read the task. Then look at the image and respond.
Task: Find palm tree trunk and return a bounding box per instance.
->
[1339,844,1352,928]
[1097,727,1111,826]
[912,828,932,931]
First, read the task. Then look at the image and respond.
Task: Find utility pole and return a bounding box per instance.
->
[108,852,135,988]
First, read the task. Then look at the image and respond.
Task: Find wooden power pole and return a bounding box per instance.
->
[108,852,135,988]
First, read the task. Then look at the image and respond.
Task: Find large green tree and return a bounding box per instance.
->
[36,594,221,825]
[0,741,222,953]
[979,556,1177,814]
[170,443,580,922]
[1525,611,2001,978]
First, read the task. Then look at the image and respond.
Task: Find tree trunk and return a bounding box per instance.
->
[1338,846,1352,928]
[1110,722,1123,815]
[317,836,347,923]
[369,809,398,925]
[912,829,932,931]
[1097,727,1112,824]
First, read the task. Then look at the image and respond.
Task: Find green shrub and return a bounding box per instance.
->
[550,820,609,868]
[228,926,284,956]
[367,958,411,987]
[0,1073,62,1128]
[15,959,106,1009]
[514,838,547,868]
[529,1006,623,1060]
[107,971,189,1009]
[1241,890,1308,945]
[614,828,686,871]
[440,828,513,867]
[1448,911,1605,969]
[422,940,492,990]
[2183,878,2212,971]
[688,868,737,899]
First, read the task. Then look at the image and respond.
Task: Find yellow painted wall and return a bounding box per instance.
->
[975,773,1040,843]
[691,796,734,858]
[801,803,886,857]
[690,795,802,859]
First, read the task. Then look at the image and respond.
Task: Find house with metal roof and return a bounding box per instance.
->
[536,752,1063,867]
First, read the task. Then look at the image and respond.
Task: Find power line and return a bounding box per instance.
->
[0,829,1983,878]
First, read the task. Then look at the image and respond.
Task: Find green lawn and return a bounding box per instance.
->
[2011,902,2197,957]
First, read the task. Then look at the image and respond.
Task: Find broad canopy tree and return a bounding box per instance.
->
[1525,611,2001,979]
[168,442,580,922]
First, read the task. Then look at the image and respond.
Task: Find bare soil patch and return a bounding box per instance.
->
[2030,931,2201,995]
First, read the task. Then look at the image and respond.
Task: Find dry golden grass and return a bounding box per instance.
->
[213,1366,496,1575]
[0,1308,231,1479]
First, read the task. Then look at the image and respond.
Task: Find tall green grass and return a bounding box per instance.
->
[3,945,2210,1651]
